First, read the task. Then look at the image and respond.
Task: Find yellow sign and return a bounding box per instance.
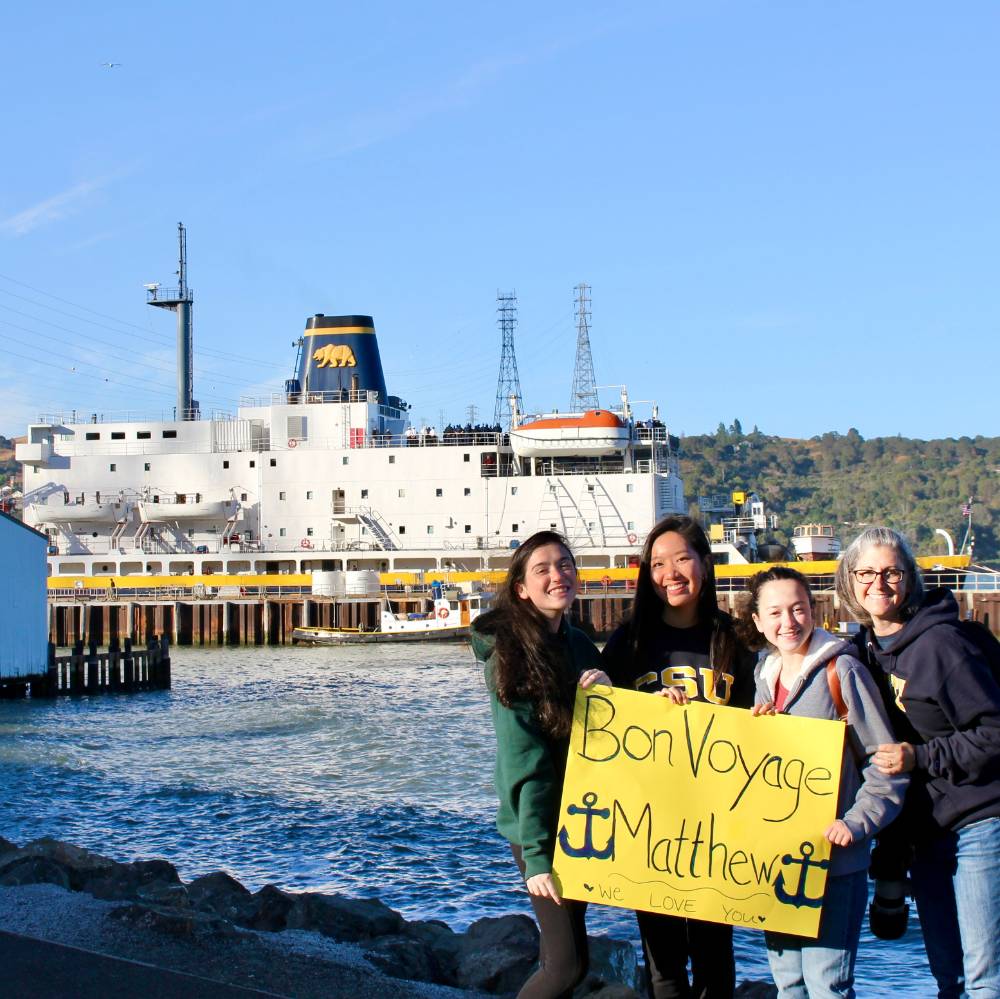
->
[312,343,357,368]
[552,688,845,938]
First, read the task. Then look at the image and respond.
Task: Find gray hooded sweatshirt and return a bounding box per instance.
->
[754,628,909,877]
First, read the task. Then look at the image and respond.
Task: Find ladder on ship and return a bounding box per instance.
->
[538,478,595,548]
[110,518,129,551]
[222,508,240,544]
[357,506,400,551]
[584,476,626,546]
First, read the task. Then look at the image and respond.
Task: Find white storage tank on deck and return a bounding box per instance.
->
[345,570,380,596]
[312,571,347,597]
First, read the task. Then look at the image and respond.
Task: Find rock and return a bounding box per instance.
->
[580,984,642,999]
[246,884,296,931]
[454,915,540,993]
[187,871,256,923]
[286,892,405,942]
[735,982,778,998]
[0,838,183,903]
[135,880,191,909]
[110,902,240,939]
[81,858,183,902]
[403,919,460,983]
[588,935,641,992]
[0,836,18,855]
[0,838,115,890]
[0,856,71,890]
[363,933,439,983]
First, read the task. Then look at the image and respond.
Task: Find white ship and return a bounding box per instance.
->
[18,283,685,580]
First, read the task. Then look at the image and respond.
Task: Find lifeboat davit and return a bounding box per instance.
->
[509,410,629,458]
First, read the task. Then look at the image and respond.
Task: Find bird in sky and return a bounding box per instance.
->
[100,62,122,69]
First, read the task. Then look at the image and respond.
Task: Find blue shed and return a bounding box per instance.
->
[0,510,48,679]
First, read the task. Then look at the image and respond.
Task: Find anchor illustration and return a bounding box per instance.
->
[558,791,614,859]
[773,842,829,909]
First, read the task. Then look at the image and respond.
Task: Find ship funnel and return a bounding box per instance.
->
[297,314,388,401]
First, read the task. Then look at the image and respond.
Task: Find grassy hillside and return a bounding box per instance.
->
[678,423,1000,562]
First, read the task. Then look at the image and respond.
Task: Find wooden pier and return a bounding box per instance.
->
[0,637,171,699]
[45,589,1000,647]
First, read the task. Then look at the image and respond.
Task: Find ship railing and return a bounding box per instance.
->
[633,426,669,443]
[241,390,382,407]
[36,410,209,425]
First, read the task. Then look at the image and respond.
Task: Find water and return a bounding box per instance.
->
[1,646,935,993]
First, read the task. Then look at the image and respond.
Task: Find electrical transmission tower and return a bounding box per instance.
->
[570,283,599,411]
[493,291,523,428]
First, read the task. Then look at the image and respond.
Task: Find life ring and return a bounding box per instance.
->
[300,538,314,549]
[288,438,298,448]
[437,606,450,619]
[627,532,638,544]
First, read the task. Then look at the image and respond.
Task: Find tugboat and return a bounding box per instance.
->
[291,582,487,645]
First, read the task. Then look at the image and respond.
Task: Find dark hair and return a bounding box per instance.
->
[623,515,739,681]
[738,566,815,651]
[834,526,925,628]
[473,531,578,738]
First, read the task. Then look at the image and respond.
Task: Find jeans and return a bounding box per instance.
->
[911,817,1000,999]
[765,869,867,998]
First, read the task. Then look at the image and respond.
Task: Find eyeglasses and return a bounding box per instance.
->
[852,568,905,585]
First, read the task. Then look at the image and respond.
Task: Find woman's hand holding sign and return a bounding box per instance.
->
[656,686,690,705]
[824,819,854,846]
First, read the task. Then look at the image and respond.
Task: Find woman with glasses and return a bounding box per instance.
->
[835,526,1000,998]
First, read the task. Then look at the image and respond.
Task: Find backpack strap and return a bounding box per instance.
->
[826,656,850,723]
[826,656,866,766]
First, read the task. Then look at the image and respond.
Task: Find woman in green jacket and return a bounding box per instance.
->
[472,531,608,999]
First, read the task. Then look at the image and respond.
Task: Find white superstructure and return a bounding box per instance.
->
[18,313,685,577]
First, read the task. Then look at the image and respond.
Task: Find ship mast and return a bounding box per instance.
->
[146,223,197,420]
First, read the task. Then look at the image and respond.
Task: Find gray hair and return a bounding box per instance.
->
[834,526,925,627]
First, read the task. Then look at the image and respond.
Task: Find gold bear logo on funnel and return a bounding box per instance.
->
[312,343,357,368]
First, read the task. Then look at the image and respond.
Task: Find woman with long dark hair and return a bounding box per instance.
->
[601,515,756,999]
[472,531,608,999]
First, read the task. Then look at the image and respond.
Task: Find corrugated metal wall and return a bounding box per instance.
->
[0,516,48,677]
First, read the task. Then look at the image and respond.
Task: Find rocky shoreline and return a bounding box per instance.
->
[0,837,775,998]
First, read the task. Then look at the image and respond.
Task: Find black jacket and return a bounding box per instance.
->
[856,588,1000,832]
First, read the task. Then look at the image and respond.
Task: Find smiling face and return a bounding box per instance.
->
[515,542,578,628]
[752,578,815,656]
[649,531,706,626]
[852,543,909,633]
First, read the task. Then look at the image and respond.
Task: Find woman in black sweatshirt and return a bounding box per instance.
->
[835,526,1000,999]
[602,516,756,999]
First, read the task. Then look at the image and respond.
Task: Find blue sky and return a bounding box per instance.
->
[2,1,998,441]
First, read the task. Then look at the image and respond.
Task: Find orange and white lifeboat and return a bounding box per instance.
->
[509,410,629,458]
